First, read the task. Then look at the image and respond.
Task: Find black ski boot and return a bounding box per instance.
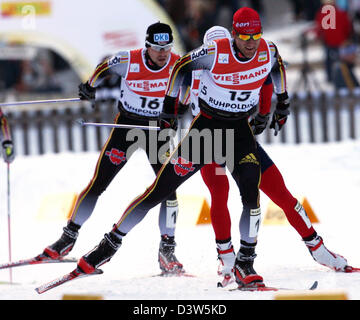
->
[78,231,122,274]
[158,235,184,274]
[234,244,263,287]
[43,221,80,259]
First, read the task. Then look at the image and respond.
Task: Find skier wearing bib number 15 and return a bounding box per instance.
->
[192,26,352,287]
[36,22,186,275]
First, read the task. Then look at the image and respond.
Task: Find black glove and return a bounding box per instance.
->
[159,95,178,130]
[159,112,178,131]
[78,82,96,101]
[249,113,270,135]
[269,92,290,136]
[177,102,188,117]
[1,140,14,163]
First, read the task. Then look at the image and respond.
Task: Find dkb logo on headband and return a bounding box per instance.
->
[154,33,169,43]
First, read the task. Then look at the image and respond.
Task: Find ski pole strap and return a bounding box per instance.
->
[76,119,160,131]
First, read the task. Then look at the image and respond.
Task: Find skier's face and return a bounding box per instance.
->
[233,33,261,59]
[147,46,171,67]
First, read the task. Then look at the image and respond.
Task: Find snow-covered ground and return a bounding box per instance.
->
[0,139,360,305]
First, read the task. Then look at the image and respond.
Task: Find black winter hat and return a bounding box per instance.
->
[145,22,173,46]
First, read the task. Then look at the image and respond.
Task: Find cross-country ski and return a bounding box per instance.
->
[227,280,318,292]
[35,268,103,294]
[0,255,77,270]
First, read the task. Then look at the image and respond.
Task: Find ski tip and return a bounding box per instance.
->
[217,282,223,288]
[35,284,50,294]
[35,287,42,294]
[310,280,318,290]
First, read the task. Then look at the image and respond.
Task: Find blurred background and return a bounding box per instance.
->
[0,0,359,156]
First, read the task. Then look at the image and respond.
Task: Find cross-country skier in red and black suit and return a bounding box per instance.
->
[39,22,185,274]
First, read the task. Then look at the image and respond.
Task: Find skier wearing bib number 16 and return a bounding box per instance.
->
[36,22,186,275]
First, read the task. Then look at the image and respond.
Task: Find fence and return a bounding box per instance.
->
[257,89,360,145]
[3,89,360,157]
[5,97,118,156]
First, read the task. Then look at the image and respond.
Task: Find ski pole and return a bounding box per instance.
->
[76,119,160,131]
[6,163,12,284]
[0,98,81,108]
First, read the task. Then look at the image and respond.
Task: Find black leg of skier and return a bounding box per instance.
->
[75,114,263,287]
[42,113,183,273]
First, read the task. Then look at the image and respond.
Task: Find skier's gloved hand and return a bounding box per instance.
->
[159,112,178,131]
[1,140,14,163]
[159,95,178,131]
[249,113,270,135]
[78,82,96,101]
[269,92,290,136]
[177,102,189,118]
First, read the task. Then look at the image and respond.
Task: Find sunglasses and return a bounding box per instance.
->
[236,32,262,41]
[145,41,173,52]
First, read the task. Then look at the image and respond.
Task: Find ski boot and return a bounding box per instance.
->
[216,240,236,287]
[234,245,263,288]
[304,234,347,271]
[217,241,236,276]
[158,235,184,275]
[42,221,80,259]
[78,231,122,274]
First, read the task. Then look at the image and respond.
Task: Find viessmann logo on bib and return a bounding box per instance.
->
[127,78,168,92]
[213,66,269,85]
